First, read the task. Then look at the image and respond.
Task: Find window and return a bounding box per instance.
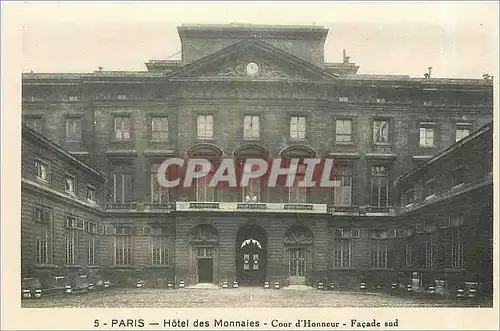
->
[151,117,169,141]
[336,119,352,142]
[115,227,132,265]
[404,188,415,206]
[65,175,76,194]
[114,116,131,140]
[88,236,96,265]
[117,94,127,100]
[289,186,307,203]
[333,229,352,267]
[451,227,464,268]
[26,117,42,133]
[455,123,471,142]
[242,163,261,202]
[290,116,306,140]
[371,166,389,207]
[244,115,260,139]
[373,120,389,144]
[196,176,215,202]
[451,167,465,187]
[425,233,435,269]
[68,95,80,101]
[35,207,51,264]
[424,179,435,198]
[196,247,213,257]
[112,171,133,203]
[339,96,349,102]
[197,115,214,139]
[419,123,435,147]
[65,228,77,265]
[151,164,169,204]
[370,239,388,268]
[332,165,352,206]
[65,118,82,141]
[404,238,413,268]
[151,236,169,265]
[35,159,49,181]
[86,186,95,201]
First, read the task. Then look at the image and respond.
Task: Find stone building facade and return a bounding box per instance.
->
[21,24,493,292]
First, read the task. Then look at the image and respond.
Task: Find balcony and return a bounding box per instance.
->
[175,202,327,214]
[328,205,396,216]
[143,202,176,211]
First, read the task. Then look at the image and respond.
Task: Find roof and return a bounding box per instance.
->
[22,126,106,181]
[396,121,493,183]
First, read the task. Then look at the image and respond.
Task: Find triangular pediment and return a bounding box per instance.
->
[166,39,337,82]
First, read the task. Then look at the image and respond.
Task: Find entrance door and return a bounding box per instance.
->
[196,247,214,283]
[288,248,306,285]
[197,258,213,283]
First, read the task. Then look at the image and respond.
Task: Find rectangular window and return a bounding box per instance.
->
[451,227,464,269]
[65,118,82,142]
[242,163,261,202]
[196,176,215,202]
[197,115,214,139]
[333,238,351,267]
[405,188,415,206]
[419,123,435,147]
[86,186,95,201]
[65,175,76,194]
[36,222,49,264]
[151,117,169,141]
[456,123,472,142]
[338,96,349,102]
[333,165,352,206]
[88,236,96,265]
[26,117,42,133]
[68,95,80,101]
[35,159,49,181]
[115,229,132,265]
[112,172,133,203]
[336,119,352,142]
[117,94,127,100]
[425,233,435,269]
[114,116,131,140]
[451,167,465,187]
[244,115,260,139]
[424,179,435,198]
[289,186,307,203]
[290,116,306,140]
[151,236,169,265]
[65,229,77,265]
[151,164,169,204]
[405,237,413,268]
[371,166,389,207]
[373,120,389,144]
[370,239,388,268]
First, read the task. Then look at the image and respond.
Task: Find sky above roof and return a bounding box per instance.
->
[16,2,499,79]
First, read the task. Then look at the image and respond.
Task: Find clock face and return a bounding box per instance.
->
[246,62,259,75]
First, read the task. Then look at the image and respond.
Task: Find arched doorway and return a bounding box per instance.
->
[189,224,219,284]
[284,225,314,285]
[235,224,267,285]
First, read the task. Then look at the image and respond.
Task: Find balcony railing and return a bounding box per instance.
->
[143,203,176,211]
[328,205,396,216]
[106,202,138,210]
[176,201,327,214]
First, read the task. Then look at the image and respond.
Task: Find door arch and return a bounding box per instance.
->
[284,225,314,285]
[235,224,267,285]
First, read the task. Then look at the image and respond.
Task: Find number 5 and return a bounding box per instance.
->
[94,319,100,327]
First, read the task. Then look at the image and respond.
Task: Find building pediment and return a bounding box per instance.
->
[166,39,337,83]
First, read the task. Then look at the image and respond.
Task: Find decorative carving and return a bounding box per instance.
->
[189,224,218,244]
[201,59,303,80]
[284,225,313,245]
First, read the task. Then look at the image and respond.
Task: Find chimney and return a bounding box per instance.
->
[343,49,350,64]
[427,67,432,78]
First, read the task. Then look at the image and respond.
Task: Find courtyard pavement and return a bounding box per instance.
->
[21,287,492,308]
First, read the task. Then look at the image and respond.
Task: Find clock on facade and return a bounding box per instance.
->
[246,62,259,75]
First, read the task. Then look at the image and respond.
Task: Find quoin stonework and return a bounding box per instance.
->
[21,24,493,296]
